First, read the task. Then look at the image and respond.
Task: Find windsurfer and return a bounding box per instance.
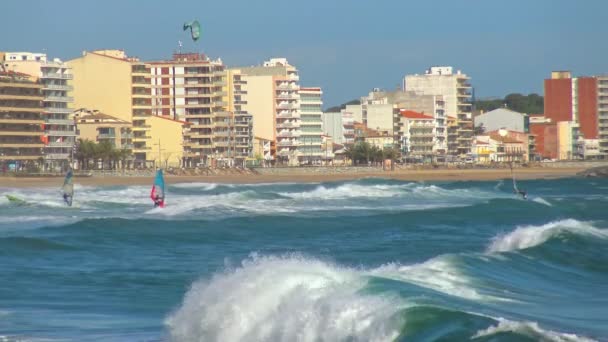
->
[153,195,164,208]
[514,189,528,200]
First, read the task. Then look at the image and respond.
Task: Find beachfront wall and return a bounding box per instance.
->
[147,115,187,168]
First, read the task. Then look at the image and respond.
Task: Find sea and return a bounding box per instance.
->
[1,177,607,342]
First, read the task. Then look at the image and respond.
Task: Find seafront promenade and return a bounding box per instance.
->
[0,162,599,188]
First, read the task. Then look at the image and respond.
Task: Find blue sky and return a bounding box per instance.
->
[2,0,606,107]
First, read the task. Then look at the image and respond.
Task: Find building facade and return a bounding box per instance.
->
[2,52,75,171]
[239,58,302,165]
[404,66,472,156]
[544,71,605,159]
[0,71,44,171]
[396,110,435,162]
[298,87,324,164]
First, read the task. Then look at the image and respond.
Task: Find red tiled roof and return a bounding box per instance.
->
[400,110,433,120]
[489,133,522,144]
[475,140,489,145]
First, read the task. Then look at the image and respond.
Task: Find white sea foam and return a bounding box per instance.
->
[373,256,498,301]
[487,219,608,253]
[170,182,219,190]
[532,197,552,206]
[166,254,404,342]
[473,318,597,342]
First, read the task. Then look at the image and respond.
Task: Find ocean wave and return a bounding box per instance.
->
[170,182,219,191]
[472,318,598,342]
[165,254,403,342]
[487,219,608,253]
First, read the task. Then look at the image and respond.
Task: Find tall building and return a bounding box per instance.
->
[239,58,301,165]
[298,87,324,164]
[599,76,608,155]
[226,69,254,166]
[0,71,45,170]
[544,71,603,159]
[69,50,145,165]
[404,66,472,156]
[2,52,75,170]
[148,53,231,167]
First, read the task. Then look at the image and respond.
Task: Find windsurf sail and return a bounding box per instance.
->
[151,169,166,208]
[62,169,74,206]
[510,163,519,192]
[510,163,527,199]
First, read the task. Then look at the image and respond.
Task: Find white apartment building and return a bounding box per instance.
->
[148,53,230,167]
[322,112,344,144]
[404,66,472,156]
[2,52,75,171]
[298,87,324,164]
[396,110,436,161]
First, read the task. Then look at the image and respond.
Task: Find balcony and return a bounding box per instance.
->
[45,107,72,114]
[235,90,248,95]
[278,140,298,146]
[43,84,73,91]
[277,111,299,118]
[42,73,73,80]
[277,103,297,110]
[0,130,42,137]
[97,133,116,139]
[234,100,247,105]
[277,131,301,138]
[0,143,44,148]
[214,101,228,107]
[45,119,73,125]
[47,130,77,136]
[276,93,299,100]
[43,153,70,160]
[276,83,299,91]
[277,121,300,128]
[121,144,134,150]
[47,141,73,147]
[44,96,73,102]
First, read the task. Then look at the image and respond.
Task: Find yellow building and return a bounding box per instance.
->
[0,71,45,169]
[557,121,574,160]
[147,115,189,168]
[68,50,155,167]
[74,109,132,146]
[365,134,395,150]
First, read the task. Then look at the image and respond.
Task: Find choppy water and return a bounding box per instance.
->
[1,177,607,342]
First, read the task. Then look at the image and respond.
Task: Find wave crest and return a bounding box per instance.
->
[165,254,403,342]
[473,318,598,342]
[487,219,608,253]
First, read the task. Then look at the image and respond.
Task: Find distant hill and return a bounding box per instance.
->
[475,93,544,114]
[325,99,360,113]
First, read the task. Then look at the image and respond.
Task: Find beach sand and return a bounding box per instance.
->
[0,167,585,188]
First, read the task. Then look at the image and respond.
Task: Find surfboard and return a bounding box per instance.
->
[6,195,26,205]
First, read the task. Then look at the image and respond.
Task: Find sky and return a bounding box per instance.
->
[2,0,606,107]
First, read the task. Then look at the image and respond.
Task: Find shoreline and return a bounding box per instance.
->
[0,167,586,188]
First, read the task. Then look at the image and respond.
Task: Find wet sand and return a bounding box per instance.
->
[0,167,585,188]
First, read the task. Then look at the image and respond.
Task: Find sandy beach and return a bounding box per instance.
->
[0,167,586,188]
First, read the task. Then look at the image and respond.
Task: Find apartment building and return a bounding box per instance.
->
[74,109,133,167]
[0,71,44,170]
[396,110,436,161]
[404,66,472,156]
[298,87,324,164]
[544,71,605,159]
[239,58,301,165]
[226,69,254,166]
[2,52,75,170]
[599,76,608,155]
[69,50,149,166]
[148,53,231,167]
